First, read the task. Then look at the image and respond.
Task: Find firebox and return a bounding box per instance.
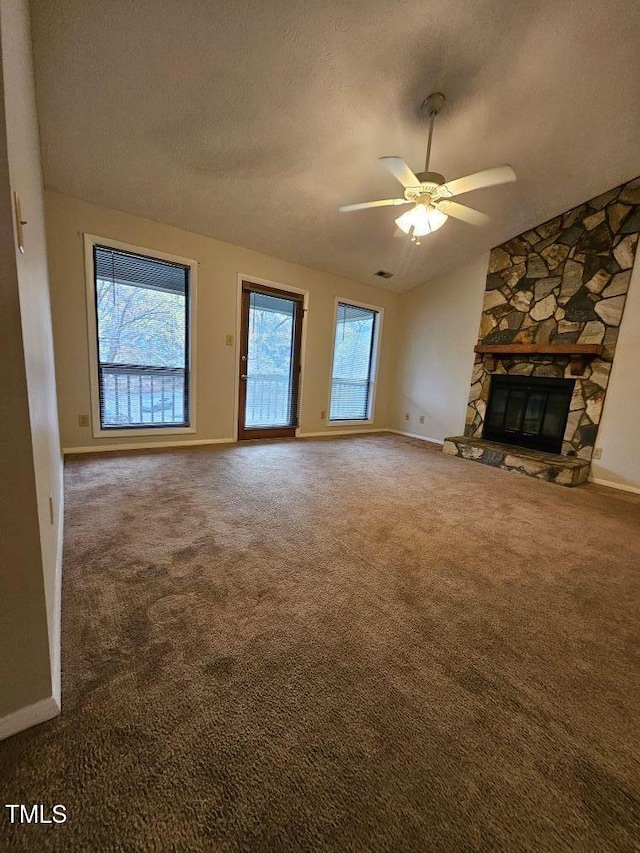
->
[483,374,575,454]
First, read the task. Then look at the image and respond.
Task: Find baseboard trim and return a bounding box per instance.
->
[388,429,444,446]
[0,695,60,741]
[64,432,395,452]
[589,476,640,495]
[297,428,388,438]
[50,494,64,707]
[63,437,235,455]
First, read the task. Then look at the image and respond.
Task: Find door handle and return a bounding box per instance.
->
[240,374,247,380]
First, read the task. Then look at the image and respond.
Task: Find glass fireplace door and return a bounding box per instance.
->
[484,375,574,453]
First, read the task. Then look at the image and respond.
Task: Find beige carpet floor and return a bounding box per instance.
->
[2,434,640,852]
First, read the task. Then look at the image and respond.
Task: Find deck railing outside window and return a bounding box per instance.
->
[329,378,371,421]
[245,374,292,426]
[242,374,368,426]
[100,364,186,427]
[102,369,363,429]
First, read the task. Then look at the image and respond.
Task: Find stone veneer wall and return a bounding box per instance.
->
[466,176,640,460]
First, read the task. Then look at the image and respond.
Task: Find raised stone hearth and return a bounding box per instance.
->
[443,436,590,487]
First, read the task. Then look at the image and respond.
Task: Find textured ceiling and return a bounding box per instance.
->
[31,0,640,292]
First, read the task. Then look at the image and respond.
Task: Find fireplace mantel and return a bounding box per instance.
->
[473,343,603,375]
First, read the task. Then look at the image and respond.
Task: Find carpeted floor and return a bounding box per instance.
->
[2,434,640,851]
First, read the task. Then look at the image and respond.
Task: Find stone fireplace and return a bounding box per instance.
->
[444,175,640,485]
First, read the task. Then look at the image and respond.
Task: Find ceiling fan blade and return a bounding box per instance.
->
[440,165,516,197]
[435,199,489,226]
[339,198,410,212]
[379,157,420,188]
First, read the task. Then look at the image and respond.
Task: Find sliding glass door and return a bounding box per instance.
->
[238,283,304,440]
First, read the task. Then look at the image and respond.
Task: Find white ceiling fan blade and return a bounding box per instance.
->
[339,198,410,212]
[379,157,420,188]
[435,199,489,226]
[440,165,516,197]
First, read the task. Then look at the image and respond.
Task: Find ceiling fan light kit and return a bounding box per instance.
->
[339,92,517,243]
[395,203,447,245]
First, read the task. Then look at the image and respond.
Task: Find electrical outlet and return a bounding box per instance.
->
[78,414,89,427]
[593,447,602,460]
[48,495,54,525]
[225,334,234,346]
[419,415,425,424]
[320,410,326,420]
[404,413,410,421]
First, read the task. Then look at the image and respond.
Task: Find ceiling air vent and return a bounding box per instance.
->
[374,270,393,279]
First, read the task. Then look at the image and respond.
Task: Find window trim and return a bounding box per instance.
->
[83,234,198,438]
[327,296,384,425]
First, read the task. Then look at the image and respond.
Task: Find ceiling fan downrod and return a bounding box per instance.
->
[421,91,445,177]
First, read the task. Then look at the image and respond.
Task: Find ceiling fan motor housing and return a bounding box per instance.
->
[416,171,445,187]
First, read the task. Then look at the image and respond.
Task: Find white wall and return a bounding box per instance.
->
[0,0,62,731]
[391,254,489,442]
[45,191,399,452]
[591,252,640,493]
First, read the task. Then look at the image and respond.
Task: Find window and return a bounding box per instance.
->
[329,301,381,422]
[88,240,194,433]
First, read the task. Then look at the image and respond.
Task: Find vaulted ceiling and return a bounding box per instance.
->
[30,0,640,292]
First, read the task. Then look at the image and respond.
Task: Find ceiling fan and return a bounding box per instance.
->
[339,93,516,245]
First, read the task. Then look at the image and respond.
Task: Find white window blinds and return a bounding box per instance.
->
[329,302,378,421]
